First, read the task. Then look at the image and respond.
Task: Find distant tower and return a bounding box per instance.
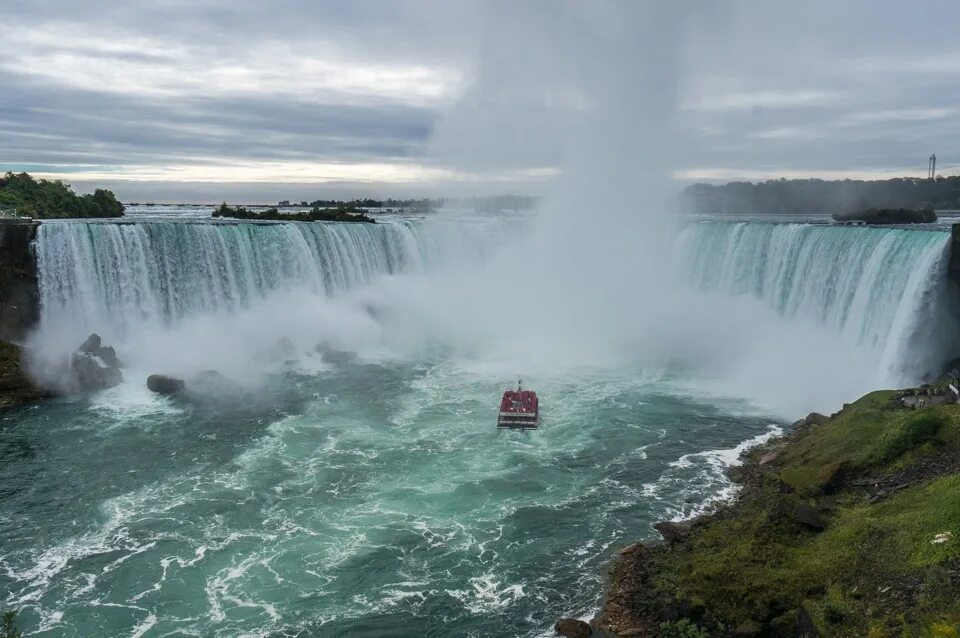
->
[929,153,937,179]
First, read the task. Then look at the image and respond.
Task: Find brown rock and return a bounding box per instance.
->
[792,503,826,530]
[654,520,692,544]
[554,617,592,638]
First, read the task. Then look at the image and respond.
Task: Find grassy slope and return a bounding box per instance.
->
[646,391,960,637]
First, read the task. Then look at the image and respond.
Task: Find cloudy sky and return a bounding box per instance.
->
[1,0,958,202]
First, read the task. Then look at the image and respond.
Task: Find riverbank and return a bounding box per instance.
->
[589,390,960,637]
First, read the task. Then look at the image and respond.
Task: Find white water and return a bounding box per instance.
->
[678,221,955,387]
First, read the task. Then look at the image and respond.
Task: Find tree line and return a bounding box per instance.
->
[0,172,124,218]
[682,176,960,215]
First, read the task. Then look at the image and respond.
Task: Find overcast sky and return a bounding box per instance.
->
[2,0,958,202]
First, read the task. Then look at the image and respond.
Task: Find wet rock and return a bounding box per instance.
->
[792,503,826,530]
[147,374,186,395]
[654,520,693,544]
[554,617,591,638]
[76,333,123,368]
[71,352,123,391]
[77,333,102,353]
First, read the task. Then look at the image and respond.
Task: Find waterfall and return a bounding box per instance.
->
[34,218,503,339]
[677,221,956,383]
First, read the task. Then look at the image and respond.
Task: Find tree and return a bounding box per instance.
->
[1,610,23,638]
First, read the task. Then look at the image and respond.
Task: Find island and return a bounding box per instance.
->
[832,208,937,224]
[0,172,124,218]
[589,387,960,637]
[211,203,375,223]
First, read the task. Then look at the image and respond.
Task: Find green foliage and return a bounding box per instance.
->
[833,207,937,224]
[1,610,23,638]
[659,618,709,638]
[874,413,945,464]
[683,176,960,215]
[0,172,124,219]
[213,202,375,224]
[650,394,960,636]
[927,622,960,638]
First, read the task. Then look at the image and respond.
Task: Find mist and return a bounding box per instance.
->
[22,2,944,419]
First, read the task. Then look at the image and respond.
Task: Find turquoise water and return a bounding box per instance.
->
[0,360,777,637]
[2,211,949,636]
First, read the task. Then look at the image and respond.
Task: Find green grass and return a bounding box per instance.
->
[649,391,960,636]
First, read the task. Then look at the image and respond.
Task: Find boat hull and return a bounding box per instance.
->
[497,412,539,429]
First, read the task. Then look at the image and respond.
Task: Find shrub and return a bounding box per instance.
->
[1,611,22,638]
[659,618,709,638]
[876,413,945,463]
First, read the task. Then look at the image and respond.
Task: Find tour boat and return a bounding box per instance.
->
[497,379,539,429]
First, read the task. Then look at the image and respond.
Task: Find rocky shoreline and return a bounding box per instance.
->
[566,393,960,637]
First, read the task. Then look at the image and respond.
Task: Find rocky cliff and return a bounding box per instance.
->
[0,220,40,342]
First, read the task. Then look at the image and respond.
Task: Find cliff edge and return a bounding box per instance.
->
[591,390,960,637]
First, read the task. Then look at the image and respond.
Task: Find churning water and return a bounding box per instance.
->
[0,209,953,636]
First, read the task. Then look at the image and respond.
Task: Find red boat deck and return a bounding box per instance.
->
[497,386,539,429]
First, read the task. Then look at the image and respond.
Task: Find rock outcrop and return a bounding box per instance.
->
[0,220,40,342]
[0,339,51,410]
[554,618,592,638]
[71,333,123,391]
[147,374,186,395]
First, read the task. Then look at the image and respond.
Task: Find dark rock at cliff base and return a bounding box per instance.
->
[0,339,52,409]
[655,520,693,544]
[315,342,358,364]
[792,503,826,530]
[554,618,591,638]
[0,220,41,342]
[147,374,186,395]
[71,352,123,391]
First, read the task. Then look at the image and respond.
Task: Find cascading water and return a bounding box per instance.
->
[34,218,504,339]
[677,221,956,385]
[6,213,960,637]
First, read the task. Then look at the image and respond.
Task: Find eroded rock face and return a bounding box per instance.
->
[0,339,51,409]
[0,221,40,342]
[71,333,123,391]
[654,520,693,544]
[71,352,123,391]
[554,617,592,638]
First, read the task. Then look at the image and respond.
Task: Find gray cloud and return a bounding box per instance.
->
[2,0,959,201]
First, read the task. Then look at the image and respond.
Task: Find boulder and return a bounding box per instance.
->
[654,520,692,544]
[792,502,826,530]
[554,618,591,638]
[71,352,123,391]
[77,333,123,367]
[147,374,186,395]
